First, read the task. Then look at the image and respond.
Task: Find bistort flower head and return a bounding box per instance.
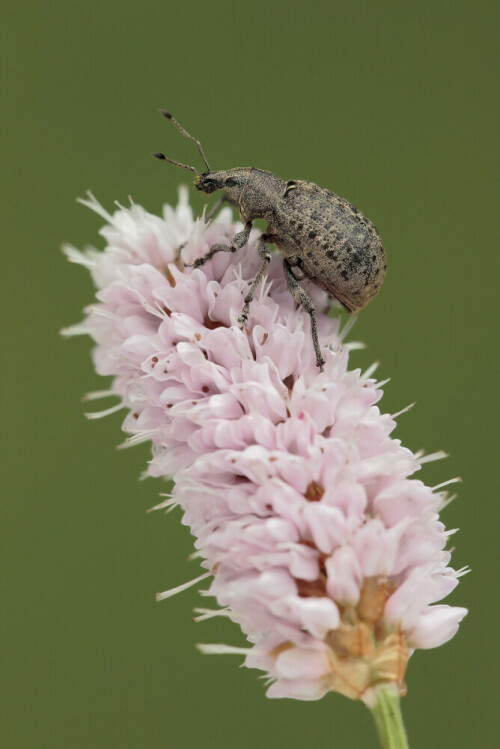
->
[63,188,467,706]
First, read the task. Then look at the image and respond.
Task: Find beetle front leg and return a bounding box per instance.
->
[237,234,272,329]
[185,221,252,268]
[283,258,325,371]
[205,195,227,221]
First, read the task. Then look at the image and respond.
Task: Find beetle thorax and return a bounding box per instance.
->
[196,168,286,221]
[237,169,286,221]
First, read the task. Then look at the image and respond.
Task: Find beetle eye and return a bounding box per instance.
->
[225,177,238,188]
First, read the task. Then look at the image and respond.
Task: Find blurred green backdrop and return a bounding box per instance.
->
[2,1,497,747]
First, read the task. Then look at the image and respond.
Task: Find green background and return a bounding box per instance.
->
[2,1,497,747]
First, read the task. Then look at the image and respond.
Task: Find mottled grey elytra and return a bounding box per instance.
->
[155,112,386,370]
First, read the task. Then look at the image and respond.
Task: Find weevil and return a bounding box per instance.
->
[154,111,386,370]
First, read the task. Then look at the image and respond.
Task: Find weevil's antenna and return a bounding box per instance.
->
[159,109,211,172]
[153,153,198,174]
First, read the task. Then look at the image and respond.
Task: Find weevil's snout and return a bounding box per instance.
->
[195,172,224,194]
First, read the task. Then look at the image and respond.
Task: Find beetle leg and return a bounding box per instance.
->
[283,258,325,371]
[286,254,306,281]
[185,221,252,268]
[205,195,227,221]
[237,235,272,329]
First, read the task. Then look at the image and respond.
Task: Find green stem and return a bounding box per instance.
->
[369,688,409,749]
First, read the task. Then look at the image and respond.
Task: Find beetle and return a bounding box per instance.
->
[154,111,386,370]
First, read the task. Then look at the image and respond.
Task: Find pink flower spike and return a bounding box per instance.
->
[65,189,467,706]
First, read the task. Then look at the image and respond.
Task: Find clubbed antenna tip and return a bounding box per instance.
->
[154,151,198,174]
[158,109,211,172]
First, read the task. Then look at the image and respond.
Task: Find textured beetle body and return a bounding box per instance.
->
[269,180,386,312]
[196,167,386,313]
[155,113,386,368]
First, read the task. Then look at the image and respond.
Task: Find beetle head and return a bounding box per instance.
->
[195,171,225,194]
[195,169,249,204]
